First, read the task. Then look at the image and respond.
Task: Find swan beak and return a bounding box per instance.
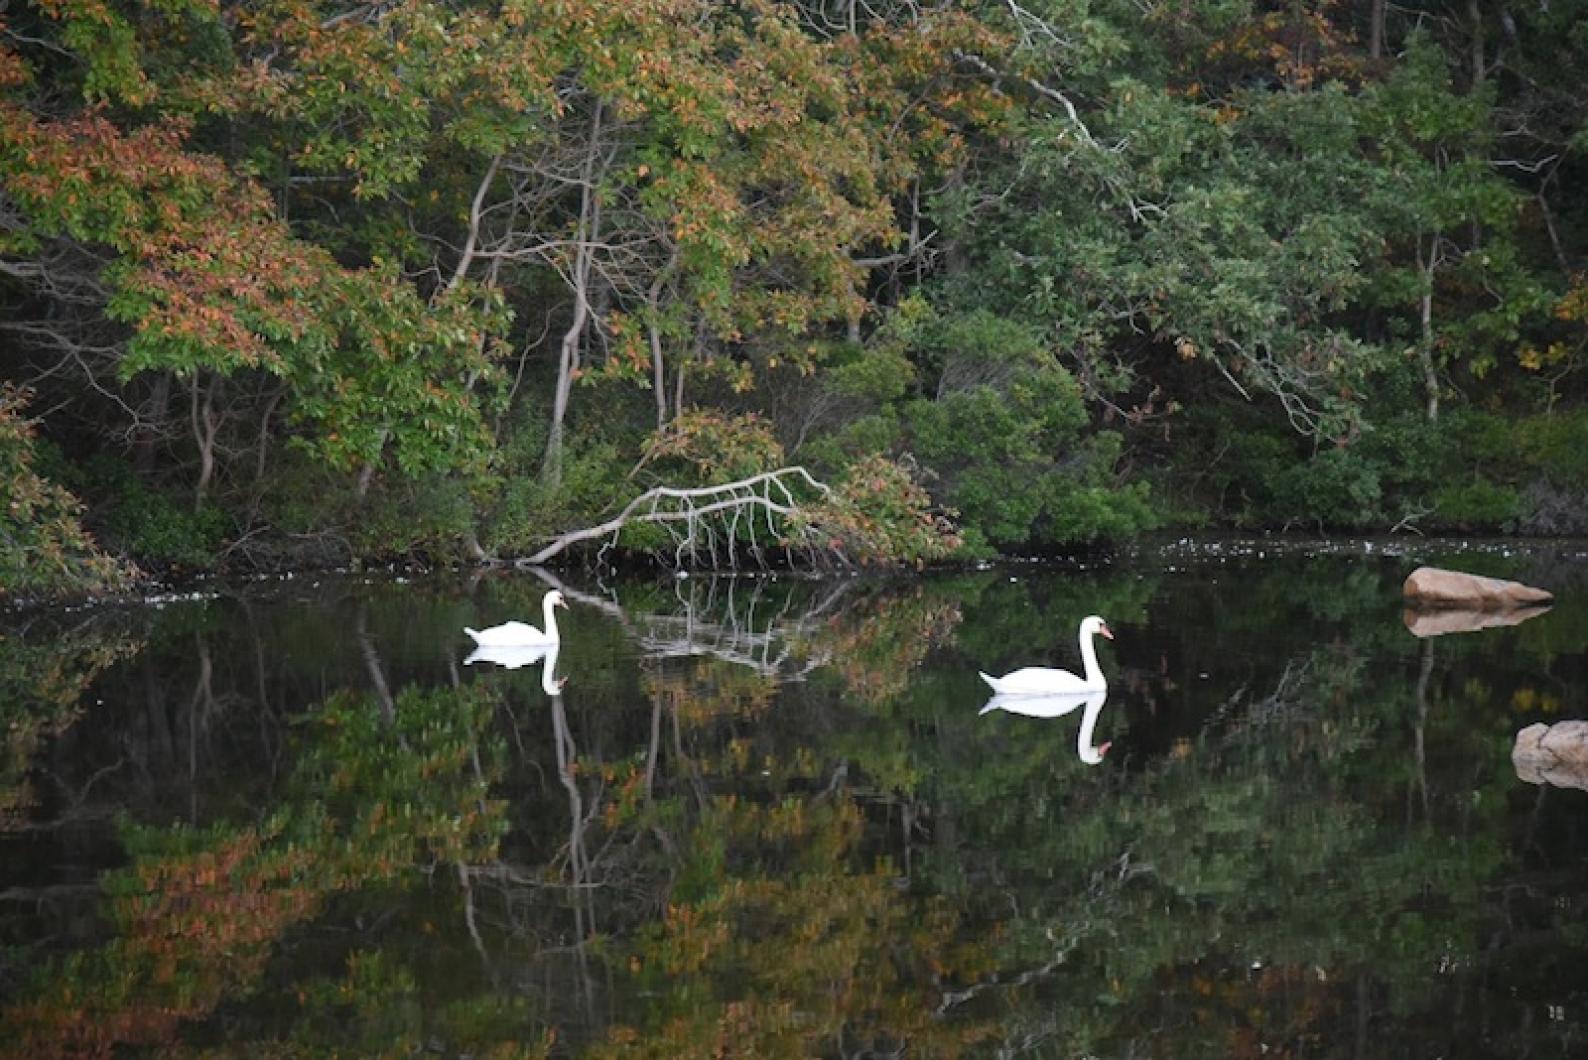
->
[1100,623,1114,640]
[555,597,569,609]
[1098,741,1112,757]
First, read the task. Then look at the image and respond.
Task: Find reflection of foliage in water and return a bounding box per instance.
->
[590,748,999,1058]
[647,661,777,728]
[1,684,511,1059]
[919,633,1530,1055]
[801,583,963,705]
[0,624,140,831]
[586,566,1582,1056]
[2,559,1586,1056]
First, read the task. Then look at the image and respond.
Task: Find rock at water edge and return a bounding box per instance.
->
[1403,566,1553,610]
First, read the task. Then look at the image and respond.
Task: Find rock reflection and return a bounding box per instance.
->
[1403,604,1551,638]
[980,688,1114,764]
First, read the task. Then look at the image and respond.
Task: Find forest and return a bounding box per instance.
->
[4,0,1588,594]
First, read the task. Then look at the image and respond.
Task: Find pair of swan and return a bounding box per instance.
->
[978,615,1116,765]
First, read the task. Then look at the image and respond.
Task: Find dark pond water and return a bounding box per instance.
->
[3,539,1588,1057]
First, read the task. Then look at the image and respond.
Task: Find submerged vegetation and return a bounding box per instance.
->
[3,1,1588,588]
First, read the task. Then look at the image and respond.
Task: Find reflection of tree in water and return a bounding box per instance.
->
[537,569,858,681]
[2,568,1586,1056]
[2,684,514,1058]
[0,622,140,832]
[586,797,1001,1058]
[808,586,962,705]
[926,633,1579,1057]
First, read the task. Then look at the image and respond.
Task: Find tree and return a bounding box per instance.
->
[1363,35,1550,422]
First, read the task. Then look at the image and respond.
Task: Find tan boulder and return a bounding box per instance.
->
[1403,566,1553,610]
[1403,603,1551,638]
[1512,721,1588,792]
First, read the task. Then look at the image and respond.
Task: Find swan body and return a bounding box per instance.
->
[465,590,567,647]
[978,615,1113,695]
[464,642,553,670]
[979,688,1113,765]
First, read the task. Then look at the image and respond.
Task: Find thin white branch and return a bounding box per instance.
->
[446,154,501,292]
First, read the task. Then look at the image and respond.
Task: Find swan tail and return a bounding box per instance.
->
[978,671,1000,692]
[979,700,1003,715]
[464,627,483,645]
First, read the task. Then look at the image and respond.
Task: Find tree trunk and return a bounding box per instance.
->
[647,250,678,429]
[1369,0,1386,60]
[1417,239,1440,422]
[543,102,606,487]
[1419,296,1439,422]
[1467,0,1484,86]
[649,316,668,429]
[254,385,285,483]
[447,154,501,293]
[355,428,388,499]
[135,372,171,475]
[189,373,220,510]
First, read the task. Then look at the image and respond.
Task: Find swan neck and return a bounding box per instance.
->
[543,596,561,641]
[541,645,562,696]
[1076,692,1108,764]
[1079,625,1104,686]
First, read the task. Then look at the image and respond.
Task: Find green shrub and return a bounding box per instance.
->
[351,475,479,562]
[1516,409,1588,484]
[1432,479,1520,528]
[80,456,228,568]
[1268,448,1384,530]
[484,439,633,556]
[1163,405,1291,525]
[1041,477,1160,543]
[800,411,901,477]
[1175,404,1551,533]
[0,386,131,596]
[906,377,1160,547]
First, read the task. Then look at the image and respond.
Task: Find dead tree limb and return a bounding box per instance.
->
[519,466,832,568]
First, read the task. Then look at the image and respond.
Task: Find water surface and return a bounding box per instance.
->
[3,541,1587,1057]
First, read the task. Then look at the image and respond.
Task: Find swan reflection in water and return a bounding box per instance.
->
[979,688,1113,765]
[464,642,566,695]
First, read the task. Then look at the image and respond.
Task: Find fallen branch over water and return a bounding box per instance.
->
[519,466,832,568]
[518,458,961,570]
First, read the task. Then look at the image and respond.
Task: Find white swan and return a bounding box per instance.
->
[979,689,1112,764]
[978,614,1113,695]
[465,590,567,647]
